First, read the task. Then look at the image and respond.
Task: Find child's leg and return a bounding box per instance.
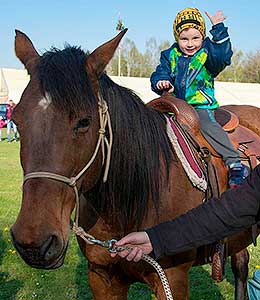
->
[196,109,239,166]
[196,109,248,187]
[0,128,2,141]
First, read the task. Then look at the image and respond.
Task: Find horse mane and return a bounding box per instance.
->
[37,45,96,116]
[37,45,174,231]
[95,75,174,231]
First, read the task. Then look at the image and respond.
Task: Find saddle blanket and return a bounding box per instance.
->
[166,115,207,192]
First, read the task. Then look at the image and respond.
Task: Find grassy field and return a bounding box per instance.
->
[0,131,260,300]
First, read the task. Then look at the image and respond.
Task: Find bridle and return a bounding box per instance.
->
[21,95,175,300]
[23,96,112,236]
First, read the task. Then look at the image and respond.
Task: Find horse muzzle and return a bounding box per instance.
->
[10,228,68,269]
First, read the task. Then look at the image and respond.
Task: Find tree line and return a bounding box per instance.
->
[107,38,260,83]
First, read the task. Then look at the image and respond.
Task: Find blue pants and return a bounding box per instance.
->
[7,120,18,142]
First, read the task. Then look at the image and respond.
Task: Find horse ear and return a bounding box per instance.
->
[15,30,40,74]
[86,28,128,78]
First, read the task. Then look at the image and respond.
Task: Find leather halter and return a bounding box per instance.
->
[23,96,112,235]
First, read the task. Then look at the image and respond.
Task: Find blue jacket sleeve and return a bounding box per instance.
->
[204,23,233,77]
[150,48,174,95]
[145,164,260,260]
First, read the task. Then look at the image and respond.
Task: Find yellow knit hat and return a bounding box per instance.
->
[173,8,206,41]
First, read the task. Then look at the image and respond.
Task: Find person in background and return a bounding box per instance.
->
[150,8,247,188]
[6,99,18,142]
[0,116,7,141]
[110,164,260,262]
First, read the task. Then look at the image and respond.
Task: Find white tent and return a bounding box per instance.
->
[0,68,30,104]
[111,76,260,107]
[1,68,260,107]
[0,69,9,103]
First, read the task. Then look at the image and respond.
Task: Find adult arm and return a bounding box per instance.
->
[112,165,260,261]
[147,165,260,259]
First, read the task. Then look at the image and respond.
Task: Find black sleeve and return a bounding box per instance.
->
[145,165,260,260]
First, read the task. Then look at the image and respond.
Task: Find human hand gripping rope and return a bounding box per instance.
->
[72,223,174,300]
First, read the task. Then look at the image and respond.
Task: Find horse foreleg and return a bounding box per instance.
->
[87,263,129,300]
[231,249,249,300]
[145,263,192,300]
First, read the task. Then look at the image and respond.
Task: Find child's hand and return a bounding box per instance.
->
[156,80,174,92]
[205,10,226,26]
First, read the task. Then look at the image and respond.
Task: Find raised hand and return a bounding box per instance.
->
[205,10,226,26]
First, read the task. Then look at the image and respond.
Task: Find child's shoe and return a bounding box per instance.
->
[228,162,249,189]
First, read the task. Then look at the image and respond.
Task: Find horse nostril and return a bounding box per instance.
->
[10,228,24,253]
[42,235,60,261]
[11,229,62,262]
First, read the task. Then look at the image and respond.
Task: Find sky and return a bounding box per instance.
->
[1,0,260,69]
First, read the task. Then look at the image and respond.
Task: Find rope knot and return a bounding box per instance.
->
[98,101,108,114]
[99,128,106,135]
[73,225,85,236]
[69,177,77,187]
[72,224,96,245]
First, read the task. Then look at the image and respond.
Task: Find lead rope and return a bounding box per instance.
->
[72,191,174,300]
[23,98,174,300]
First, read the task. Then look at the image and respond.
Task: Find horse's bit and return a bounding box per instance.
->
[23,96,174,300]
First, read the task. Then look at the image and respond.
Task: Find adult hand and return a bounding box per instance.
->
[110,231,153,262]
[205,10,226,26]
[156,80,174,93]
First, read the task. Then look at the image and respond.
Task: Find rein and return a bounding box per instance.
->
[22,97,174,300]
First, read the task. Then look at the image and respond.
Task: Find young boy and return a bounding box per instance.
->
[150,8,247,188]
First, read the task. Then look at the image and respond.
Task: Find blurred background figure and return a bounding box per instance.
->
[0,115,7,141]
[6,99,18,142]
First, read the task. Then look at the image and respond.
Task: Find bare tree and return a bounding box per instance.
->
[123,38,141,77]
[242,50,260,83]
[217,48,244,82]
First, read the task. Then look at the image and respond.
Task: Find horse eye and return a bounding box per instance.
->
[73,117,92,134]
[77,117,91,128]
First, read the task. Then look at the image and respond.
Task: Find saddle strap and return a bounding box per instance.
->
[211,240,227,282]
[252,224,258,247]
[237,147,259,246]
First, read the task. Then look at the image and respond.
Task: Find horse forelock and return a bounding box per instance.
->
[37,45,96,115]
[87,74,174,231]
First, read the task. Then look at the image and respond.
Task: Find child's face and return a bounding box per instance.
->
[177,28,203,56]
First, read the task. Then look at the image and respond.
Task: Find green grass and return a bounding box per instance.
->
[0,130,260,299]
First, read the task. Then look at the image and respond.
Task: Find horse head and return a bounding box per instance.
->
[10,29,127,269]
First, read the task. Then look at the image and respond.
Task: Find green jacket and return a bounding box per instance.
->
[151,23,233,110]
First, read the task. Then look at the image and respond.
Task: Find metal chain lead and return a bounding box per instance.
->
[111,244,174,300]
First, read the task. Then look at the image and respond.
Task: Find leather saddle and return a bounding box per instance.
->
[147,93,260,172]
[147,93,260,282]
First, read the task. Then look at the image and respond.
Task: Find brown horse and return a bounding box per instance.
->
[10,29,260,300]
